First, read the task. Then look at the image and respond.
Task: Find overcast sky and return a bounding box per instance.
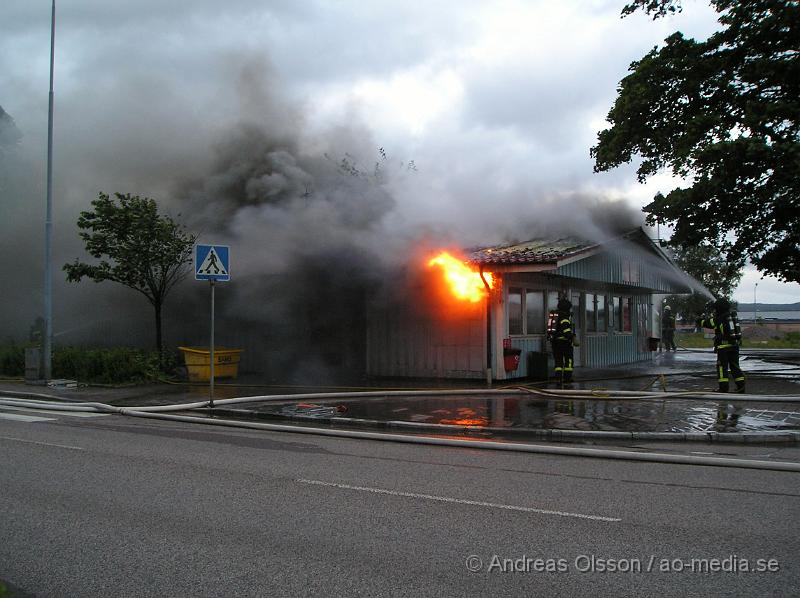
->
[1,0,797,306]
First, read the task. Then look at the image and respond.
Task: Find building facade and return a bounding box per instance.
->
[367,228,691,380]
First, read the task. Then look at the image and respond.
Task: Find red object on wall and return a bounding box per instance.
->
[503,346,522,372]
[504,354,520,372]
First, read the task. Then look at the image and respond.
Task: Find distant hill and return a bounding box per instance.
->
[736,302,800,312]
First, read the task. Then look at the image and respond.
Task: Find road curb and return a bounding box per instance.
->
[0,388,84,403]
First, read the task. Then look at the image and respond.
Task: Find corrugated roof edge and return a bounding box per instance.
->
[466,229,642,266]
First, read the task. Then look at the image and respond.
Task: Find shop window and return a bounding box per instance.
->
[586,294,596,332]
[610,296,632,333]
[571,292,581,332]
[610,296,618,331]
[622,297,632,332]
[547,291,559,314]
[597,295,606,331]
[508,288,548,335]
[508,288,523,335]
[586,294,608,333]
[525,290,545,334]
[613,297,620,331]
[637,300,648,338]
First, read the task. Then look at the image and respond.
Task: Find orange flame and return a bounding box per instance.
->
[427,251,493,303]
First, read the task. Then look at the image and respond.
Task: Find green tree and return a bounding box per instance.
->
[592,0,800,283]
[665,242,743,321]
[64,192,196,358]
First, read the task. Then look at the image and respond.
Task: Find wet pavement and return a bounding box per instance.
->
[215,349,800,437]
[248,394,800,434]
[3,348,799,439]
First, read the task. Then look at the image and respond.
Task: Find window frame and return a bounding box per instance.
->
[586,293,608,334]
[508,287,523,336]
[507,287,551,337]
[609,295,633,334]
[586,294,597,333]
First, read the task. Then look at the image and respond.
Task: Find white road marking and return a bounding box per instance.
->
[0,435,84,450]
[0,412,54,423]
[0,406,108,418]
[296,479,621,522]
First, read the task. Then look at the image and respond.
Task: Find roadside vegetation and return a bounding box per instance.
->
[0,343,25,377]
[63,192,196,363]
[593,0,799,285]
[677,331,800,350]
[0,343,178,384]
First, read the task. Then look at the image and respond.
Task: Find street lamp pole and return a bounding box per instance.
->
[754,282,758,324]
[43,0,56,380]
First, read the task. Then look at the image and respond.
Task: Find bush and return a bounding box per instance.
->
[0,343,25,377]
[0,344,180,383]
[785,331,800,344]
[52,347,176,384]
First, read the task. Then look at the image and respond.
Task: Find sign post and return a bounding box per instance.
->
[195,244,230,408]
[210,280,215,404]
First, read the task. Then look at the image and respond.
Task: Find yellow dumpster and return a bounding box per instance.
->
[178,346,243,382]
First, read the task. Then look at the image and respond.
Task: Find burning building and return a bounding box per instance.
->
[366,227,692,381]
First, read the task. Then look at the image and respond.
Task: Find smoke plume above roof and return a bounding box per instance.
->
[0,55,643,370]
[2,1,726,376]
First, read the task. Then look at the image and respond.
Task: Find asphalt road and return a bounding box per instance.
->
[1,406,799,597]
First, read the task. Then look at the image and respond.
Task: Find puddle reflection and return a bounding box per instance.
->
[257,395,800,433]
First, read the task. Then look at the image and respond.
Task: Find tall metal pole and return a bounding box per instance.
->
[209,280,215,407]
[754,282,758,324]
[43,0,56,380]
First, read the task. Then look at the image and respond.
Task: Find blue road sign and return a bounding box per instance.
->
[195,245,230,281]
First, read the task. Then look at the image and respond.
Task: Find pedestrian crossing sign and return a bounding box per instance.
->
[195,244,230,281]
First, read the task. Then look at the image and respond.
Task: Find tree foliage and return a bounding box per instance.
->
[592,0,800,283]
[621,0,686,19]
[665,242,743,320]
[64,192,196,355]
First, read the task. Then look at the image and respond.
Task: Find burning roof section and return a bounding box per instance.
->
[463,227,695,295]
[467,237,599,266]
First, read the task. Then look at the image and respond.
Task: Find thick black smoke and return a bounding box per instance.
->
[0,60,649,382]
[163,116,399,381]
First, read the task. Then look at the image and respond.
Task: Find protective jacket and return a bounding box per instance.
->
[548,310,574,343]
[548,308,574,383]
[696,311,742,351]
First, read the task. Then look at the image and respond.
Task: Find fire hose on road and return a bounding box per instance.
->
[2,390,800,473]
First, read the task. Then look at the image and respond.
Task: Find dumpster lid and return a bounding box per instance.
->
[178,346,243,355]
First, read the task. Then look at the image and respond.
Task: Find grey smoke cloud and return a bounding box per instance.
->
[0,106,22,152]
[1,1,733,378]
[0,56,645,375]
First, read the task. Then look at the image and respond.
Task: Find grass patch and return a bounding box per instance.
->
[675,332,714,349]
[677,331,800,349]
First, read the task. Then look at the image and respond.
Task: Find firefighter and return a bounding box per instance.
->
[661,305,677,351]
[696,298,746,394]
[547,297,574,385]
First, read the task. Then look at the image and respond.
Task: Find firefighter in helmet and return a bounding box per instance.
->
[696,298,745,394]
[547,297,574,384]
[661,305,676,352]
